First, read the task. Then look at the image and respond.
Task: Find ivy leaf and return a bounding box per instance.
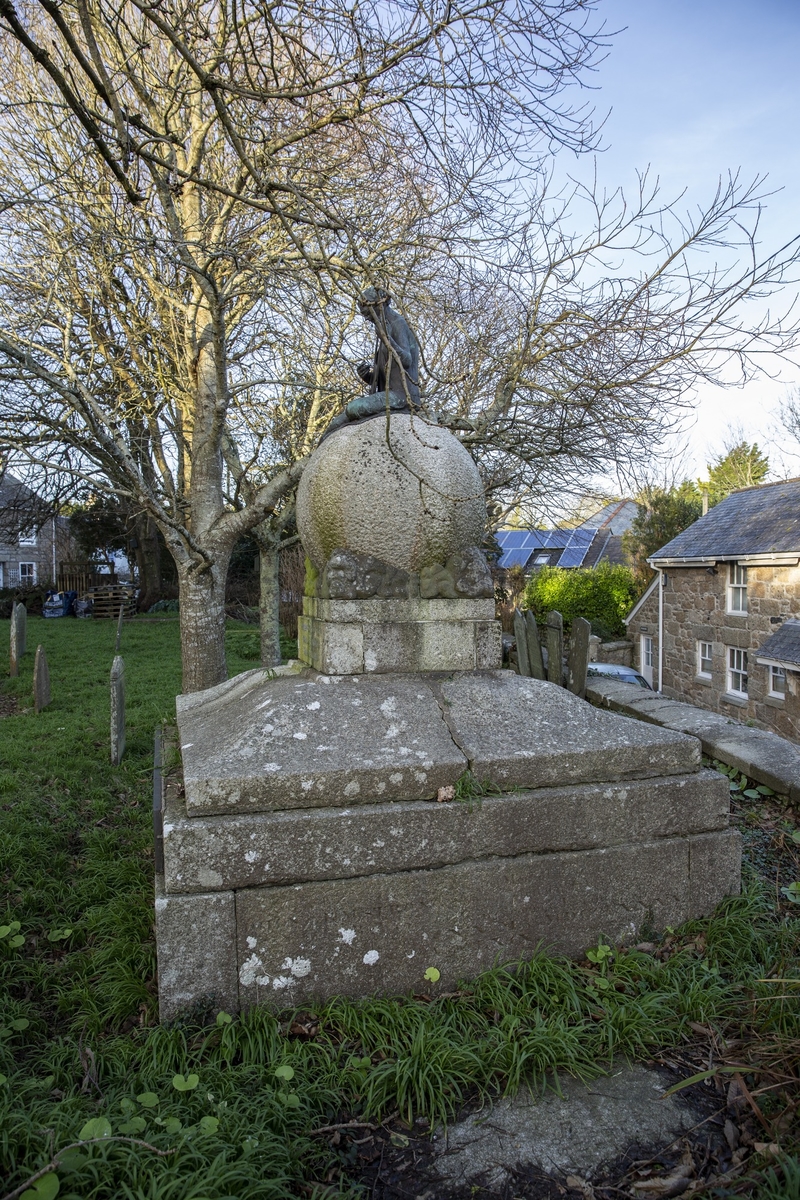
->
[78,1116,112,1140]
[278,1091,301,1108]
[20,1172,60,1200]
[119,1097,136,1113]
[155,1116,183,1134]
[743,789,761,799]
[8,934,25,948]
[0,921,20,938]
[136,1091,159,1108]
[274,1064,294,1082]
[780,883,800,904]
[215,1011,233,1026]
[47,928,73,942]
[198,1115,220,1135]
[423,966,440,983]
[57,1149,86,1172]
[390,1132,410,1148]
[172,1073,199,1092]
[0,1073,6,1084]
[9,1018,30,1031]
[118,1116,147,1135]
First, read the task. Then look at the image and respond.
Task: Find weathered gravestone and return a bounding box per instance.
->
[154,292,742,1020]
[525,610,546,680]
[110,655,125,765]
[33,644,51,713]
[513,607,530,676]
[546,609,563,685]
[9,602,26,677]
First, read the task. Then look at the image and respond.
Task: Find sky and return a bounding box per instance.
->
[559,0,800,481]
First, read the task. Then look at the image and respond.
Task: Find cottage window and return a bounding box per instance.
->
[19,561,36,585]
[769,665,787,698]
[727,647,748,697]
[18,529,37,547]
[697,641,713,678]
[532,553,550,566]
[727,563,747,613]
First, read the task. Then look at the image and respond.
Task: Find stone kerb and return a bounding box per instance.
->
[156,669,741,1019]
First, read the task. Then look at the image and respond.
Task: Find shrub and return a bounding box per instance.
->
[523,561,638,638]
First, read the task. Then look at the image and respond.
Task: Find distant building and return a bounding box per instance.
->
[495,499,640,571]
[624,478,800,742]
[0,473,73,589]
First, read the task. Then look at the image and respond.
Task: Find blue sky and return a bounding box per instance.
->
[562,0,800,479]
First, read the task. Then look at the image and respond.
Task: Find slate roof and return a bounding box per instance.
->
[650,478,800,563]
[578,499,640,535]
[756,620,800,668]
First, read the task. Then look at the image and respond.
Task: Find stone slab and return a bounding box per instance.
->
[688,829,742,919]
[437,673,701,790]
[433,1066,699,1187]
[163,769,730,894]
[234,831,739,1004]
[155,876,239,1019]
[177,670,467,816]
[303,596,496,622]
[586,678,800,803]
[299,611,502,673]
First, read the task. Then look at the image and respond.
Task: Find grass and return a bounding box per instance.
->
[1,617,799,1199]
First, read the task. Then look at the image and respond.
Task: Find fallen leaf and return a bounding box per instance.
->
[753,1142,781,1157]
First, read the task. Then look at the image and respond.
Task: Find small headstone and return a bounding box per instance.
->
[567,616,591,698]
[524,611,545,680]
[513,608,530,676]
[546,610,564,685]
[110,655,126,766]
[33,644,51,712]
[9,603,25,677]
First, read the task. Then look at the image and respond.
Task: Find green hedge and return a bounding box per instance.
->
[523,561,638,639]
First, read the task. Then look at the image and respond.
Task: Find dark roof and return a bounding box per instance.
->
[578,499,640,535]
[650,478,800,562]
[495,527,596,570]
[756,620,800,668]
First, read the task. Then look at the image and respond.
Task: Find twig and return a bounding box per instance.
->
[1,1137,177,1200]
[734,1071,773,1136]
[310,1120,377,1136]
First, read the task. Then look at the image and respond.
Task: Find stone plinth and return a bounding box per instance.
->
[156,669,741,1019]
[298,596,502,674]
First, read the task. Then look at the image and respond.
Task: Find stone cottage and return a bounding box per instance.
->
[0,472,72,589]
[624,478,800,742]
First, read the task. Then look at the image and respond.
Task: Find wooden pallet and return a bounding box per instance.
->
[84,586,137,619]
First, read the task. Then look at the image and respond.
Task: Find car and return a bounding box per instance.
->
[586,662,653,690]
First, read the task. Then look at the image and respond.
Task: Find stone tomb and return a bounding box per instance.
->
[156,667,740,1019]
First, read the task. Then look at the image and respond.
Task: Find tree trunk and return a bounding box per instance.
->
[177,551,231,692]
[133,512,164,611]
[257,531,281,667]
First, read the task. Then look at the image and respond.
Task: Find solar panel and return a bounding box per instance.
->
[559,546,590,568]
[495,530,528,549]
[497,548,534,569]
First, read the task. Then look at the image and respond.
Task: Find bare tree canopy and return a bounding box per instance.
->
[0,0,799,692]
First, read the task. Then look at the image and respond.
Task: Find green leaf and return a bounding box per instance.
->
[8,934,25,948]
[390,1132,410,1148]
[57,1149,86,1173]
[20,1172,60,1200]
[791,831,800,845]
[743,789,761,799]
[661,1066,743,1097]
[156,1116,182,1134]
[136,1091,159,1108]
[274,1064,294,1082]
[757,785,775,796]
[118,1116,146,1134]
[198,1115,220,1135]
[47,928,72,942]
[0,921,20,938]
[0,1073,6,1084]
[423,966,440,983]
[172,1072,199,1092]
[9,1018,30,1031]
[215,1011,233,1026]
[78,1116,112,1140]
[780,883,800,904]
[119,1097,136,1113]
[349,1055,371,1069]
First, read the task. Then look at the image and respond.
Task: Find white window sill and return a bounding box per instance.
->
[765,694,786,708]
[722,692,748,707]
[695,674,713,686]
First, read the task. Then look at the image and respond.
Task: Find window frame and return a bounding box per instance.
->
[18,529,38,547]
[18,561,37,585]
[768,665,787,699]
[727,646,748,697]
[727,562,748,614]
[696,640,713,678]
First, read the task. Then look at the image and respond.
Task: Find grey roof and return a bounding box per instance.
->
[578,499,640,535]
[756,620,800,668]
[650,478,800,562]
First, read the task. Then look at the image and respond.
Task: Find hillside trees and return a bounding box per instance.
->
[706,439,770,504]
[622,483,703,588]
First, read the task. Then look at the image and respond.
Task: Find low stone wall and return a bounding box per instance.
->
[597,639,634,667]
[155,668,741,1019]
[586,676,800,804]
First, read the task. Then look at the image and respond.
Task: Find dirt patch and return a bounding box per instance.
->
[0,691,20,718]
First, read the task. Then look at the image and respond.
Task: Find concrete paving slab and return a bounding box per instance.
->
[439,673,701,790]
[433,1065,698,1187]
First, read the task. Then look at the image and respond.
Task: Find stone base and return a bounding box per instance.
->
[298,596,501,673]
[155,670,742,1019]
